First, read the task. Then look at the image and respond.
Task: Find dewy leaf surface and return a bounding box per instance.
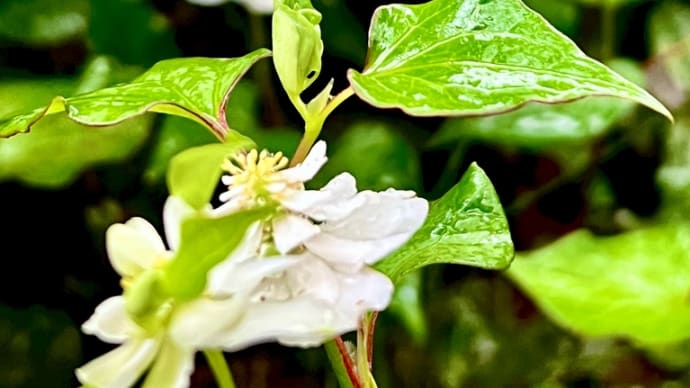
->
[0,49,271,139]
[348,0,671,120]
[375,163,514,284]
[508,223,690,345]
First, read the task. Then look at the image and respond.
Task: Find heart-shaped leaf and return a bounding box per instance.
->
[348,0,671,120]
[0,49,271,139]
[375,163,514,284]
[508,223,690,345]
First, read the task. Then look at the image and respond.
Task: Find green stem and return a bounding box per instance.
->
[290,86,355,165]
[356,315,378,388]
[601,5,617,61]
[204,350,236,388]
[325,338,359,388]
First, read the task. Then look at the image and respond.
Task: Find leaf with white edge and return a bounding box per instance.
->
[167,137,255,210]
[375,163,514,284]
[0,49,271,139]
[161,207,272,301]
[508,223,690,345]
[348,0,671,121]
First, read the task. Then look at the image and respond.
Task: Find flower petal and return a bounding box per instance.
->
[285,254,340,304]
[280,140,327,183]
[75,338,160,388]
[141,341,195,388]
[106,217,166,277]
[272,214,320,254]
[337,267,394,312]
[163,196,196,252]
[82,296,140,344]
[168,296,247,348]
[305,192,428,270]
[211,296,357,351]
[281,173,361,221]
[208,256,298,296]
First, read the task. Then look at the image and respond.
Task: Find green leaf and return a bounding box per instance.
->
[348,0,671,121]
[167,137,255,210]
[0,0,88,45]
[507,223,690,345]
[161,207,272,300]
[375,163,514,284]
[272,0,323,99]
[0,114,152,188]
[431,97,634,149]
[311,120,422,191]
[0,49,271,139]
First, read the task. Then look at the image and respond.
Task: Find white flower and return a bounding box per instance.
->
[210,141,429,348]
[186,0,273,14]
[76,197,291,388]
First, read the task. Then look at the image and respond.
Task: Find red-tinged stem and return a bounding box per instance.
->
[336,336,362,388]
[366,312,379,369]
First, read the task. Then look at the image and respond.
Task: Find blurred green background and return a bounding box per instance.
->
[2,0,690,387]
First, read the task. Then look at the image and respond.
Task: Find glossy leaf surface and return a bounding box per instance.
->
[375,163,514,284]
[0,49,271,138]
[508,224,690,345]
[348,0,671,120]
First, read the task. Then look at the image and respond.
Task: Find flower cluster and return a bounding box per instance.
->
[77,141,428,387]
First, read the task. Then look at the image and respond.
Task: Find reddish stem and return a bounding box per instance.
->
[366,312,379,369]
[335,336,362,388]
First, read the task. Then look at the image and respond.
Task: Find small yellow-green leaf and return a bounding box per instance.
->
[348,0,671,121]
[161,207,272,300]
[167,137,255,210]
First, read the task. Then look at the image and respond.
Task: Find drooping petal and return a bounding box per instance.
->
[141,340,195,388]
[305,192,428,270]
[208,256,298,296]
[75,338,160,388]
[106,218,167,277]
[282,173,363,221]
[285,254,340,304]
[168,296,247,348]
[212,296,357,351]
[163,196,196,252]
[279,140,327,183]
[82,296,141,344]
[272,214,320,254]
[337,267,394,312]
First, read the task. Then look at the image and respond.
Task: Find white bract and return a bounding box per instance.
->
[79,141,429,387]
[76,197,293,388]
[210,140,429,347]
[186,0,273,14]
